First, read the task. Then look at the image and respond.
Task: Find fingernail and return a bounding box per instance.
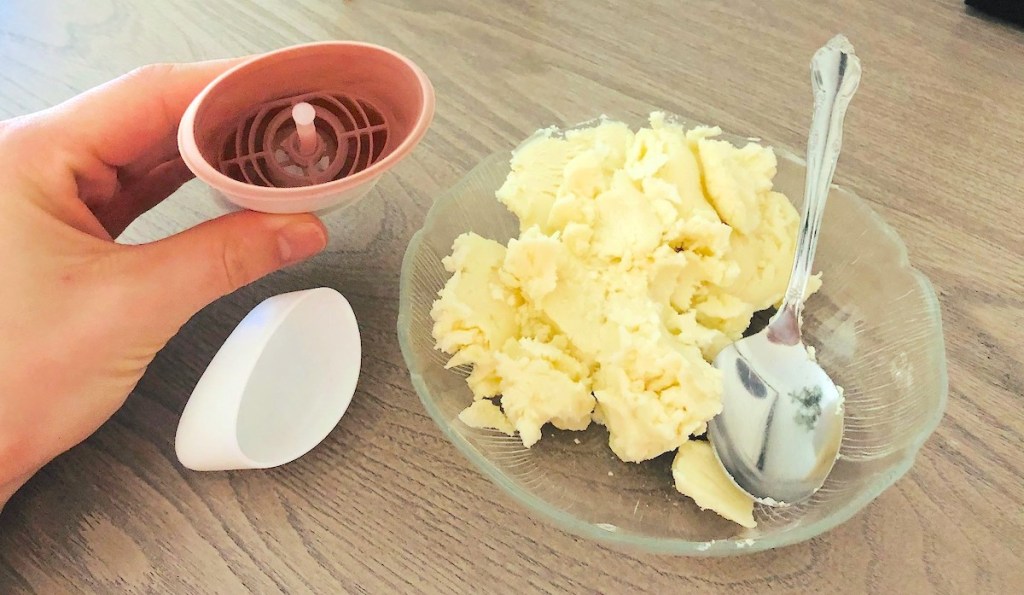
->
[278,221,327,264]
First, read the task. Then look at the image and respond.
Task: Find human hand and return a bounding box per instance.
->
[0,60,328,509]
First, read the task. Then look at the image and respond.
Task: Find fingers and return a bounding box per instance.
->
[98,158,194,237]
[120,211,327,333]
[41,58,247,169]
[118,130,181,184]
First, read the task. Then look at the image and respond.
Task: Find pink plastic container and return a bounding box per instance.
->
[178,41,435,214]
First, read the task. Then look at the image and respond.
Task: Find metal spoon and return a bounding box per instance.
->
[707,34,861,506]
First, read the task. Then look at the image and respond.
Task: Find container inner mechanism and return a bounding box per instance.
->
[217,91,390,188]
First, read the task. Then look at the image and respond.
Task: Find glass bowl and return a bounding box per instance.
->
[397,115,947,555]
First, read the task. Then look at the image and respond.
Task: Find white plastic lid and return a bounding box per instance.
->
[174,287,361,471]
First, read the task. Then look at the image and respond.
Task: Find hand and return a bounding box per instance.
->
[0,60,328,509]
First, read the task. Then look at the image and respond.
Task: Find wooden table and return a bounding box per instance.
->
[2,1,1022,592]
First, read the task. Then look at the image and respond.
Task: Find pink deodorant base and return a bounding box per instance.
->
[178,41,435,214]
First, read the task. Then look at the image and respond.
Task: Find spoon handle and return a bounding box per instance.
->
[772,34,862,344]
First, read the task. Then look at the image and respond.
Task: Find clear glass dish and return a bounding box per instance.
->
[397,115,948,555]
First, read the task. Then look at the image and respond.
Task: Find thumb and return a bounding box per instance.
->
[124,210,327,331]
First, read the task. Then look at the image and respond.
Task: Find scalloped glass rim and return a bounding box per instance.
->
[397,114,948,556]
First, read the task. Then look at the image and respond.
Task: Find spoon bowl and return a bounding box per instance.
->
[709,316,845,505]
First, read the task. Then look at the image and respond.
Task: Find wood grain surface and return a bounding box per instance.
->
[1,0,1022,592]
